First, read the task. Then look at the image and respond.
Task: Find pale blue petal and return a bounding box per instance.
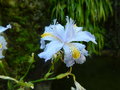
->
[75,54,86,64]
[0,51,4,59]
[42,23,64,41]
[80,49,88,56]
[0,24,11,33]
[71,43,86,50]
[44,18,64,41]
[49,24,65,41]
[74,26,83,32]
[63,45,75,67]
[63,43,87,66]
[45,24,64,34]
[38,41,63,62]
[0,36,7,50]
[70,31,97,44]
[42,26,58,41]
[6,24,12,29]
[40,39,45,49]
[55,24,65,38]
[0,36,7,59]
[64,16,75,42]
[72,43,88,56]
[65,16,74,31]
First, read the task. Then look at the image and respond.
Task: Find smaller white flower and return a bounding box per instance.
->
[0,36,7,59]
[71,81,86,90]
[0,24,11,33]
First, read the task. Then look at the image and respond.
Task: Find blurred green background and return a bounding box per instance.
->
[0,0,120,90]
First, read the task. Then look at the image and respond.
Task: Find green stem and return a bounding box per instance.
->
[0,75,18,83]
[70,73,76,81]
[20,63,32,80]
[0,75,34,89]
[0,61,8,75]
[30,77,57,83]
[30,67,74,83]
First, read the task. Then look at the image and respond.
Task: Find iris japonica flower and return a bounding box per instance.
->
[0,36,7,59]
[0,24,11,33]
[0,24,11,59]
[38,17,97,67]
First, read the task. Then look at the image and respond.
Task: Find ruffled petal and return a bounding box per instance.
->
[63,43,87,67]
[73,24,83,32]
[42,20,64,41]
[0,51,4,59]
[80,48,88,56]
[40,39,45,49]
[0,36,7,50]
[64,16,75,42]
[41,26,64,42]
[71,43,86,51]
[66,43,81,59]
[49,24,65,41]
[38,40,63,62]
[0,36,7,59]
[75,54,86,64]
[72,43,88,56]
[0,24,11,33]
[63,45,75,67]
[70,31,97,44]
[49,23,64,36]
[71,43,87,64]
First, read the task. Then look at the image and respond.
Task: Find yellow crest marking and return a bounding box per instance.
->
[41,33,53,38]
[41,33,61,41]
[67,43,81,59]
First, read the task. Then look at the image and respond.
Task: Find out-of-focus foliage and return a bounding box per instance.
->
[105,0,120,54]
[0,0,49,89]
[49,0,113,54]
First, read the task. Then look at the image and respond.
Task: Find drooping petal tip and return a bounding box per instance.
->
[75,54,86,64]
[0,24,12,33]
[6,24,12,29]
[38,53,50,62]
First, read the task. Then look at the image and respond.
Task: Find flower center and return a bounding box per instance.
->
[72,48,81,59]
[67,43,81,59]
[0,43,2,49]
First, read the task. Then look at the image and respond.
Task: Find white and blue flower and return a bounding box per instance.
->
[0,24,11,33]
[0,24,11,59]
[0,36,7,59]
[38,17,97,67]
